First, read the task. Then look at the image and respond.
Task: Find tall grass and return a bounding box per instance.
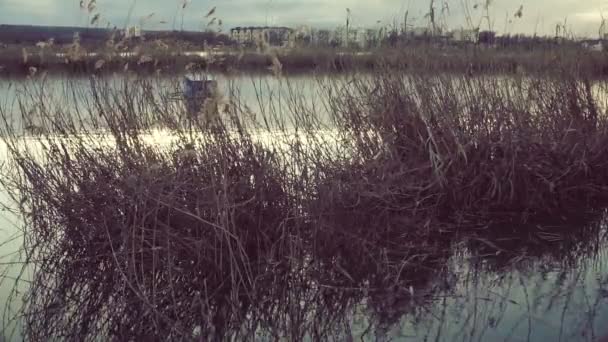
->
[318,72,608,226]
[1,70,608,339]
[2,43,608,78]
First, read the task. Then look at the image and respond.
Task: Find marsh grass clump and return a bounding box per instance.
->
[0,76,314,340]
[316,72,608,229]
[26,142,295,340]
[3,69,608,340]
[463,214,607,272]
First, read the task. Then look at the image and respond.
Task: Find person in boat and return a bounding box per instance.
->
[183,75,218,100]
[182,75,220,123]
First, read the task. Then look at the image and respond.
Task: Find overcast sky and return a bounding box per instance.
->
[1,0,608,37]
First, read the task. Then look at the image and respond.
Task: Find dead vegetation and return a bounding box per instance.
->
[1,70,608,340]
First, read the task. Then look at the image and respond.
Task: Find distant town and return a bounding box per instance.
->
[230,25,482,49]
[227,25,608,52]
[1,23,607,52]
[1,21,607,77]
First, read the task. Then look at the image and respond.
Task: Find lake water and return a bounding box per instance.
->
[0,72,333,133]
[0,73,607,341]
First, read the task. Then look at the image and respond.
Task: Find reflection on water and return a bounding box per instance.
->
[0,73,333,135]
[0,185,27,340]
[287,216,608,341]
[1,75,608,341]
[403,233,608,342]
[3,73,608,136]
[0,155,604,341]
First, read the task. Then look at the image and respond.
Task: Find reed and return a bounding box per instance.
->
[316,72,608,226]
[1,69,608,340]
[2,43,608,78]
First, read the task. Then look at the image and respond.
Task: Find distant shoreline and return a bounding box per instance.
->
[1,45,608,79]
[3,23,608,78]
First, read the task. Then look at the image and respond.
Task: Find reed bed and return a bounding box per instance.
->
[2,44,608,78]
[1,70,608,340]
[318,72,608,226]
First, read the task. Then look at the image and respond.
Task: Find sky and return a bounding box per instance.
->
[1,0,608,37]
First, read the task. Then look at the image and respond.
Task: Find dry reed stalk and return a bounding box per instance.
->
[1,71,608,340]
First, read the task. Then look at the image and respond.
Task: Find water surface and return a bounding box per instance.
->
[0,74,607,341]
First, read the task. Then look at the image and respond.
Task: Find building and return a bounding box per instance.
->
[315,29,332,47]
[124,26,142,39]
[332,26,346,47]
[452,28,479,43]
[294,25,313,39]
[581,39,604,52]
[230,27,293,47]
[293,25,314,46]
[365,28,380,47]
[351,28,369,48]
[332,26,372,48]
[411,27,432,37]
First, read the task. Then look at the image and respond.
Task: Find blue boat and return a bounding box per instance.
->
[182,75,219,115]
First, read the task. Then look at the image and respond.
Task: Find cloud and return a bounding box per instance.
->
[573,11,603,22]
[2,0,84,26]
[0,0,606,37]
